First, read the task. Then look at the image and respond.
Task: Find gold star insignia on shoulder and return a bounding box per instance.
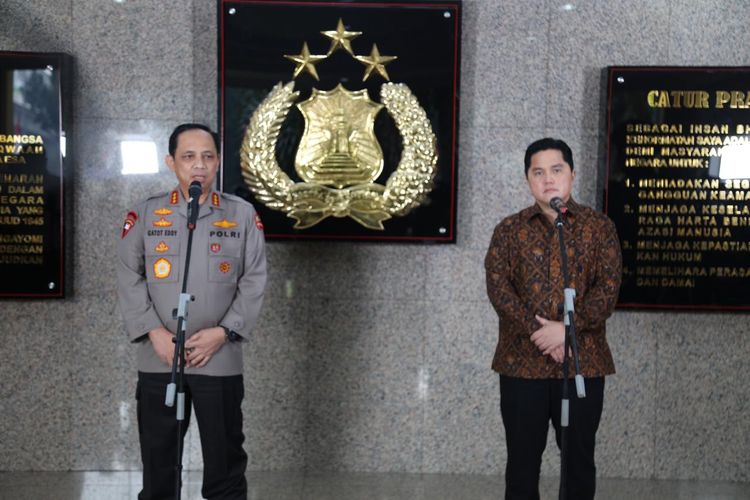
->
[355,44,397,81]
[321,18,362,55]
[284,42,327,81]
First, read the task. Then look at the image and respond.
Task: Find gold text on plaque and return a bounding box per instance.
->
[240,18,438,230]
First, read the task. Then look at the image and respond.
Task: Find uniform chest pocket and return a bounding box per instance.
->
[144,238,181,283]
[207,237,242,283]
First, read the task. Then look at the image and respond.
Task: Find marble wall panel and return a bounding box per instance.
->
[596,312,659,479]
[0,0,73,53]
[192,0,219,126]
[304,400,423,472]
[244,296,309,407]
[0,302,75,470]
[668,0,750,66]
[71,0,194,120]
[306,299,426,406]
[546,0,671,131]
[467,0,550,131]
[422,300,504,474]
[245,404,307,471]
[654,315,749,481]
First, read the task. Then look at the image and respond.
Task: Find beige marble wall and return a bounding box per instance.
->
[0,0,747,482]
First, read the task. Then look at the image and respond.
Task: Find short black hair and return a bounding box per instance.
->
[168,123,220,157]
[524,138,574,175]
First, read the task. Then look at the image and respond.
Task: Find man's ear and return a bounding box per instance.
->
[165,154,175,173]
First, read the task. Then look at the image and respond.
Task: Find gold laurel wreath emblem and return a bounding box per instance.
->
[240,81,438,230]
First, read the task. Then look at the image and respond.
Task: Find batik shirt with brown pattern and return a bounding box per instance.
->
[485,199,622,378]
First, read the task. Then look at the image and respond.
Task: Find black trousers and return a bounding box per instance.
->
[136,372,248,500]
[499,375,605,500]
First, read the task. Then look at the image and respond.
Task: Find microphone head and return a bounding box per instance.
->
[188,180,202,198]
[550,197,567,213]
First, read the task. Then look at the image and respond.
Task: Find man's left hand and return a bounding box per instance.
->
[185,326,227,368]
[531,315,565,356]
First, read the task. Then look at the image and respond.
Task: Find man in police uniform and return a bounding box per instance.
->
[117,123,266,500]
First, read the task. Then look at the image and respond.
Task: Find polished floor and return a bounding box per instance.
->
[0,471,748,500]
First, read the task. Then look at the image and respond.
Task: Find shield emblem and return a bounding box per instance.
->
[295,84,384,188]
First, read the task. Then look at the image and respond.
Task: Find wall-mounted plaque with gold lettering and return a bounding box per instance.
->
[219,0,461,241]
[604,66,750,310]
[0,52,72,298]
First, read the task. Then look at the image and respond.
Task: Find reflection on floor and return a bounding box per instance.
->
[0,470,748,500]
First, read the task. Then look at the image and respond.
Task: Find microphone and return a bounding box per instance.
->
[550,197,568,215]
[187,181,202,230]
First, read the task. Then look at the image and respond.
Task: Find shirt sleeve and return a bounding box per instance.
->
[573,215,622,332]
[484,219,540,336]
[116,204,165,342]
[219,205,267,340]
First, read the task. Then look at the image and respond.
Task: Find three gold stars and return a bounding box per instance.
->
[283,19,397,82]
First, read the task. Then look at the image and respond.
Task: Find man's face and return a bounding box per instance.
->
[165,129,219,199]
[526,148,575,209]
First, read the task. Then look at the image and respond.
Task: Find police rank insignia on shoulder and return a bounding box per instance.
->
[153,217,173,227]
[212,192,220,207]
[153,258,171,279]
[154,207,173,216]
[170,190,179,205]
[154,241,170,253]
[122,211,138,239]
[212,219,238,228]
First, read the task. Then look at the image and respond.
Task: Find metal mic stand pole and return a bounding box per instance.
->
[164,217,197,500]
[554,211,585,500]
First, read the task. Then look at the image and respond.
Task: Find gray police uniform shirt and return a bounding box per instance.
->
[117,188,267,376]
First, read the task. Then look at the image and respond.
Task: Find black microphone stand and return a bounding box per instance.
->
[164,185,201,500]
[554,210,586,500]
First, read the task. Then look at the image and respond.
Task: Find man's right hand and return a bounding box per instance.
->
[148,327,175,366]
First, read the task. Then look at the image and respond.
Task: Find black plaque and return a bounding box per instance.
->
[604,66,750,310]
[0,52,72,298]
[219,0,461,242]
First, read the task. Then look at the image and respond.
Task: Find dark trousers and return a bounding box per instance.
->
[136,372,248,500]
[499,375,605,500]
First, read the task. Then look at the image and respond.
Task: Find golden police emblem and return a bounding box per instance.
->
[240,18,438,230]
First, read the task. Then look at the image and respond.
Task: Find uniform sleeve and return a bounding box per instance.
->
[219,206,267,340]
[484,220,539,336]
[574,215,622,332]
[116,205,165,342]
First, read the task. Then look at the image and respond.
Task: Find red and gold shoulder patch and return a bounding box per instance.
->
[212,219,238,228]
[170,190,179,205]
[154,241,170,253]
[212,192,220,207]
[153,258,172,279]
[153,217,173,228]
[254,214,264,231]
[121,211,138,239]
[218,261,231,274]
[153,207,173,216]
